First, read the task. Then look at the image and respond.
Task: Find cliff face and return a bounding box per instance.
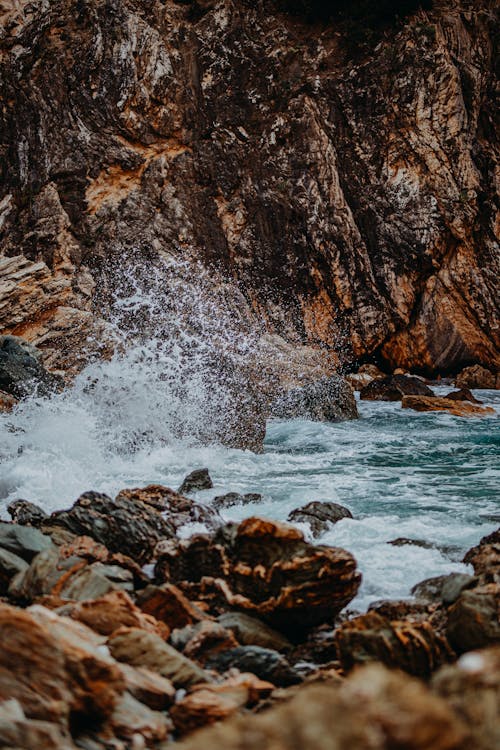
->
[0,0,498,375]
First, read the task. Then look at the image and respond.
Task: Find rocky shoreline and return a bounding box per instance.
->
[0,473,499,749]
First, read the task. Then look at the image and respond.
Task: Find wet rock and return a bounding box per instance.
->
[155,517,361,636]
[119,664,175,710]
[7,499,48,528]
[358,364,385,379]
[0,547,29,594]
[178,468,214,495]
[137,583,207,630]
[335,612,454,677]
[218,612,292,652]
[174,664,466,750]
[0,335,61,398]
[444,388,483,404]
[446,584,500,653]
[212,492,262,511]
[455,365,497,390]
[432,648,500,750]
[117,484,222,533]
[360,375,433,401]
[287,501,352,537]
[107,627,209,687]
[43,490,175,564]
[0,699,76,750]
[463,528,500,581]
[411,573,478,604]
[0,603,124,725]
[0,521,52,561]
[389,537,434,549]
[270,376,358,422]
[206,646,302,687]
[345,372,373,390]
[368,599,434,620]
[402,395,495,416]
[173,620,239,664]
[110,691,171,744]
[0,389,18,412]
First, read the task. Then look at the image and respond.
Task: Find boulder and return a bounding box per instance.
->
[109,691,172,744]
[155,517,361,636]
[137,582,207,630]
[455,365,497,390]
[411,573,478,605]
[212,492,262,511]
[118,664,175,710]
[116,484,222,532]
[446,584,500,653]
[0,390,18,412]
[358,364,385,379]
[360,375,433,401]
[0,547,29,594]
[287,501,352,538]
[172,620,239,664]
[345,372,373,390]
[42,490,175,564]
[0,522,52,561]
[7,499,48,528]
[444,388,483,404]
[335,612,454,677]
[463,528,500,581]
[0,335,62,398]
[402,395,495,416]
[206,645,302,687]
[218,612,292,652]
[178,468,214,495]
[0,699,76,750]
[270,376,358,422]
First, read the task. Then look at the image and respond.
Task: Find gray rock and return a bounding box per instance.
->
[447,585,500,653]
[212,492,262,511]
[0,335,61,398]
[0,547,29,594]
[218,612,292,652]
[411,573,477,604]
[206,645,302,687]
[360,375,433,401]
[0,522,52,562]
[288,501,353,537]
[178,468,214,495]
[7,499,48,528]
[270,376,358,422]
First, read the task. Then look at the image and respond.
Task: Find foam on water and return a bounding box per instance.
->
[0,257,498,610]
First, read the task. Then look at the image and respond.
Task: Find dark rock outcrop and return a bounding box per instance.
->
[7,500,48,528]
[455,365,498,390]
[402,395,495,416]
[206,646,302,687]
[178,469,214,495]
[444,388,483,403]
[360,374,433,401]
[270,376,358,422]
[287,501,353,537]
[0,335,61,398]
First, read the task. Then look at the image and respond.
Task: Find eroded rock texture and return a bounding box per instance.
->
[0,0,498,374]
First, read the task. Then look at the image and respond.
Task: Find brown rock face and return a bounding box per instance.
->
[155,517,361,636]
[0,0,498,375]
[401,395,495,416]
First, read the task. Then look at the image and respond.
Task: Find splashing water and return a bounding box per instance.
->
[0,256,499,610]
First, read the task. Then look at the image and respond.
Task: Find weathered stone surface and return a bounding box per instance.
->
[206,646,302,687]
[155,517,361,635]
[137,583,206,630]
[463,528,500,581]
[174,664,466,750]
[455,365,498,390]
[212,492,262,511]
[360,375,433,401]
[44,491,175,564]
[0,521,52,561]
[0,389,17,412]
[411,573,478,604]
[119,664,175,710]
[178,468,214,495]
[270,376,358,422]
[287,501,353,537]
[109,691,171,744]
[0,604,124,725]
[402,395,495,416]
[7,499,48,528]
[107,627,209,687]
[0,547,28,594]
[446,584,500,653]
[174,620,239,664]
[0,699,77,750]
[218,612,292,652]
[0,335,61,397]
[444,388,483,403]
[335,612,454,677]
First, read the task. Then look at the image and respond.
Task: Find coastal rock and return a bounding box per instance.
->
[446,584,500,653]
[345,372,373,390]
[444,388,483,404]
[0,522,52,562]
[7,499,48,528]
[118,664,175,710]
[109,691,172,744]
[0,390,17,412]
[206,646,302,687]
[463,528,500,581]
[360,375,433,401]
[155,517,361,635]
[218,612,292,652]
[270,376,358,422]
[212,492,262,511]
[173,620,239,664]
[401,395,495,416]
[335,612,454,677]
[137,583,207,630]
[0,335,61,398]
[178,469,214,495]
[0,699,76,750]
[358,364,386,379]
[0,547,29,594]
[43,490,175,564]
[411,573,478,605]
[455,365,497,390]
[287,501,353,538]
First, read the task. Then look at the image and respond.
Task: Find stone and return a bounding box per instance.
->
[0,603,124,725]
[455,365,497,390]
[218,612,292,652]
[7,499,48,528]
[358,364,385,379]
[368,599,433,620]
[119,664,175,710]
[0,699,77,750]
[0,389,18,412]
[360,375,433,401]
[107,627,209,687]
[446,584,500,653]
[463,528,500,581]
[137,583,207,630]
[43,491,175,564]
[402,395,495,416]
[175,620,239,664]
[335,612,454,677]
[0,521,52,561]
[155,517,361,636]
[0,547,29,594]
[270,376,358,422]
[178,468,214,495]
[206,646,302,687]
[287,501,353,537]
[444,388,483,403]
[0,335,61,398]
[109,691,171,744]
[212,492,262,511]
[411,573,478,604]
[345,372,373,390]
[116,484,222,532]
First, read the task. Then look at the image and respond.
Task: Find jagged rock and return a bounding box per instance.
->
[0,699,76,750]
[0,521,52,561]
[7,499,48,528]
[270,376,358,422]
[0,335,62,398]
[218,612,292,652]
[455,365,498,390]
[0,604,124,725]
[432,648,500,750]
[109,691,172,744]
[358,364,385,379]
[212,492,262,511]
[402,395,495,416]
[463,528,500,581]
[368,600,434,620]
[444,388,483,403]
[0,547,29,594]
[206,646,302,687]
[173,620,239,664]
[43,491,175,564]
[0,389,17,412]
[410,573,478,606]
[345,372,373,390]
[360,375,433,401]
[107,627,209,687]
[446,584,500,653]
[287,501,353,537]
[137,583,207,630]
[116,484,222,533]
[155,517,361,636]
[178,469,214,495]
[174,664,467,750]
[119,664,175,710]
[335,612,454,677]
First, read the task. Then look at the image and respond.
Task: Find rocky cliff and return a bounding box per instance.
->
[0,0,498,375]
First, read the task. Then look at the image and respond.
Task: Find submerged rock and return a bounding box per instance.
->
[212,492,262,511]
[287,501,353,538]
[360,375,433,401]
[401,395,495,416]
[178,468,214,495]
[155,517,361,636]
[270,376,358,422]
[455,365,498,390]
[444,388,483,404]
